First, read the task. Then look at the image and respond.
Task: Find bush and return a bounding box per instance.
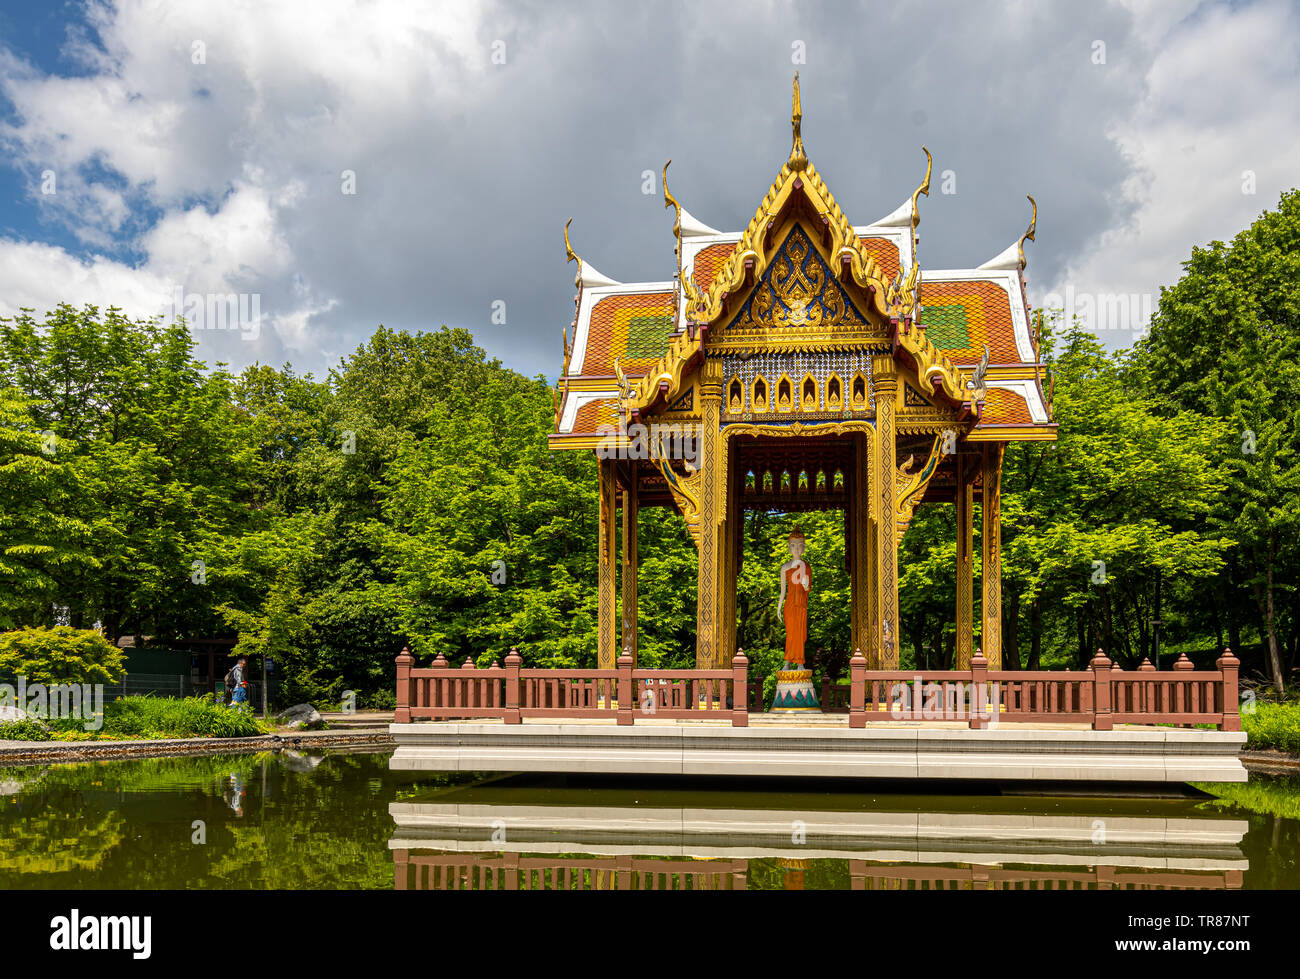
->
[47,695,268,740]
[1242,701,1300,754]
[0,626,126,685]
[366,688,397,711]
[0,718,51,741]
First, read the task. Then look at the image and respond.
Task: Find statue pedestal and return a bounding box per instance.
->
[770,669,822,713]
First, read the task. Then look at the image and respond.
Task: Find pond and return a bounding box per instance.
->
[2,749,1297,890]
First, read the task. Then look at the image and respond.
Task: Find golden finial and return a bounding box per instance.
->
[663,160,682,236]
[790,72,806,171]
[563,217,582,289]
[564,217,577,265]
[909,146,932,231]
[1018,194,1037,269]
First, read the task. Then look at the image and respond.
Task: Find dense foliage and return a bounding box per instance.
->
[0,193,1296,701]
[0,626,125,684]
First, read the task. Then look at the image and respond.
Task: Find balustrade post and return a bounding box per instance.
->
[1138,657,1155,717]
[1173,653,1194,670]
[849,648,866,729]
[617,650,634,726]
[969,647,989,729]
[394,645,413,723]
[732,650,749,728]
[1216,647,1241,732]
[432,652,449,718]
[504,647,522,724]
[1091,648,1113,731]
[461,656,477,710]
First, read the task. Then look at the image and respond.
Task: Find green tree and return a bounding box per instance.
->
[1136,190,1300,691]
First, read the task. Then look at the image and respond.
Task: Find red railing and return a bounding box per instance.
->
[396,650,750,727]
[395,647,1241,732]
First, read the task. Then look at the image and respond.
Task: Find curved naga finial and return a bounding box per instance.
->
[968,344,990,403]
[663,160,681,237]
[909,146,932,242]
[789,72,807,170]
[663,160,683,298]
[1018,194,1037,270]
[613,356,633,402]
[564,217,581,288]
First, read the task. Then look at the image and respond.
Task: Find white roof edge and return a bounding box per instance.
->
[578,261,621,289]
[977,241,1022,271]
[868,198,912,228]
[986,379,1049,424]
[558,388,619,434]
[679,206,721,237]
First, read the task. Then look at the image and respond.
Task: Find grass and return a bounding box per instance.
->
[1241,701,1300,754]
[0,695,272,741]
[1193,774,1300,820]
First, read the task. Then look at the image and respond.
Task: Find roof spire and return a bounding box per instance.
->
[563,218,619,289]
[563,217,582,289]
[790,72,807,171]
[909,147,932,235]
[1018,194,1037,269]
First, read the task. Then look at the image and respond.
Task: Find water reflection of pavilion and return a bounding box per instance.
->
[388,782,1248,891]
[391,851,1242,891]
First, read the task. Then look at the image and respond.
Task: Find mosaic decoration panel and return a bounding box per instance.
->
[720,349,874,414]
[729,225,869,331]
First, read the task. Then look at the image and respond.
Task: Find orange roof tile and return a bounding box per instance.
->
[919,280,1021,366]
[981,387,1032,425]
[572,397,619,434]
[858,236,900,279]
[691,243,732,294]
[581,292,675,376]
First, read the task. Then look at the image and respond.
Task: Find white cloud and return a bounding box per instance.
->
[0,0,1295,375]
[1045,0,1300,341]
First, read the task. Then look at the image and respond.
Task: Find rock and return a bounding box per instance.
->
[0,704,29,722]
[277,749,324,772]
[274,703,324,730]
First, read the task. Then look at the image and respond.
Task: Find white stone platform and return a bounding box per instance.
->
[388,800,1248,870]
[389,718,1248,783]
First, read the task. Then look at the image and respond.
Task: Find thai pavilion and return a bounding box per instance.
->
[548,78,1056,674]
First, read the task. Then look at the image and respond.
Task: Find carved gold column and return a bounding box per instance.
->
[598,456,618,670]
[954,450,975,669]
[621,468,639,667]
[981,442,1005,669]
[867,490,879,668]
[850,431,870,659]
[719,443,741,664]
[695,361,725,669]
[872,354,900,669]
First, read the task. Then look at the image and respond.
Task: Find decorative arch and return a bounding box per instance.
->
[826,373,843,411]
[800,374,818,411]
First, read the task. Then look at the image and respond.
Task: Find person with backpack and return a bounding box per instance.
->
[225,656,250,707]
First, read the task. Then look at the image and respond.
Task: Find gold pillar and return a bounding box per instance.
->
[954,450,974,669]
[597,456,618,669]
[850,431,870,659]
[981,443,1005,669]
[695,362,726,669]
[872,354,900,670]
[867,493,879,667]
[719,442,742,664]
[621,468,638,667]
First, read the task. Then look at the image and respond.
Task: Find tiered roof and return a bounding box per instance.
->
[552,78,1054,447]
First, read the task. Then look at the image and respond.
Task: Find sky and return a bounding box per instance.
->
[0,0,1296,381]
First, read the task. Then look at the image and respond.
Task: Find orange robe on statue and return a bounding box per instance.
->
[783,563,809,665]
